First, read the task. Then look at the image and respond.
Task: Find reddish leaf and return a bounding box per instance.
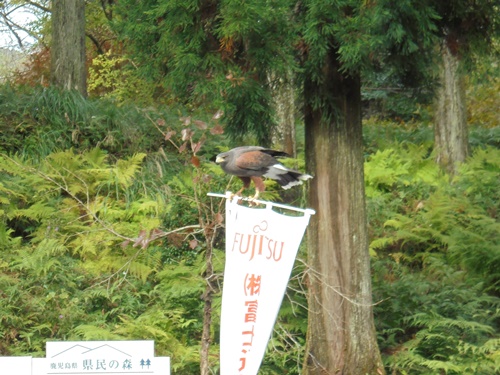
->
[179,141,187,153]
[189,239,198,249]
[210,125,224,135]
[164,130,176,140]
[180,116,191,126]
[191,155,200,168]
[156,118,166,126]
[215,212,223,225]
[150,228,165,240]
[191,139,205,154]
[167,233,183,247]
[133,230,147,248]
[192,142,201,154]
[181,128,193,141]
[194,120,208,130]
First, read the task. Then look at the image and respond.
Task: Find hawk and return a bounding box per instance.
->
[215,146,312,199]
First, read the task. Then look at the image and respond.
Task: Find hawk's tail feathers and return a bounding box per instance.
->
[279,171,313,190]
[265,164,313,189]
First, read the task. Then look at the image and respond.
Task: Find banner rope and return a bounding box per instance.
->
[207,192,316,216]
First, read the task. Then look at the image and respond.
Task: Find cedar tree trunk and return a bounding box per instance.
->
[303,49,384,375]
[50,0,87,96]
[269,69,297,157]
[434,38,469,175]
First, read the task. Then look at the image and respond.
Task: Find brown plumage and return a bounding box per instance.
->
[215,146,312,199]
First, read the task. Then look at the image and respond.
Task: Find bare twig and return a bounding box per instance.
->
[20,1,51,14]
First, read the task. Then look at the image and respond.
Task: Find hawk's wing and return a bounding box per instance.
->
[234,150,274,173]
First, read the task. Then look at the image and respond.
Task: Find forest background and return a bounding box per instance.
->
[0,1,499,375]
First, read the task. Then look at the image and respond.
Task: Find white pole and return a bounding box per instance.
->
[207,192,315,216]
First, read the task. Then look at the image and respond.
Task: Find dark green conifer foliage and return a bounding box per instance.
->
[113,0,297,145]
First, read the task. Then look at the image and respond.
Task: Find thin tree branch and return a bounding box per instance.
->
[22,0,51,13]
[0,4,44,47]
[100,0,113,21]
[86,32,105,54]
[1,13,24,47]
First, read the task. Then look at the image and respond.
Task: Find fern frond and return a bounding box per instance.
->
[114,153,147,188]
[72,324,124,340]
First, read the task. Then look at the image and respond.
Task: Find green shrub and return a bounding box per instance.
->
[374,256,500,374]
[0,146,222,371]
[0,85,180,156]
[367,142,500,374]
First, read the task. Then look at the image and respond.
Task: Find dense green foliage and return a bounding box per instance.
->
[110,0,298,144]
[364,133,500,373]
[0,0,499,373]
[109,0,447,137]
[0,85,498,373]
[0,85,308,373]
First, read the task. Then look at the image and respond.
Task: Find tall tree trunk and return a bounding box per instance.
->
[269,69,297,157]
[50,0,87,96]
[303,49,384,375]
[434,38,469,175]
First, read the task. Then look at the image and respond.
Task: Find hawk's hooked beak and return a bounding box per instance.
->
[215,155,224,163]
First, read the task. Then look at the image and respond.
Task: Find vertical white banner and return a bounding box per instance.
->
[220,197,313,375]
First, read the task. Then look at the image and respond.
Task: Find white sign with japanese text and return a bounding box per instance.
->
[0,341,170,375]
[40,340,169,374]
[220,198,313,375]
